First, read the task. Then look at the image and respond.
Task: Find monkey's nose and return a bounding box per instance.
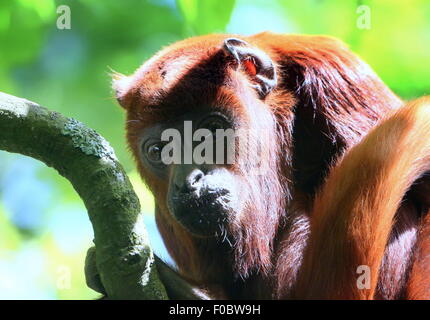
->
[184,168,204,192]
[174,168,205,193]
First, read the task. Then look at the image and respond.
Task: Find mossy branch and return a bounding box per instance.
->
[0,92,202,300]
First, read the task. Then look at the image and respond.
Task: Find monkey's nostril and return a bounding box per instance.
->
[185,169,204,192]
[192,171,203,184]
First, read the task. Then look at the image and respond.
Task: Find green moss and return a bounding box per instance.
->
[62,118,117,161]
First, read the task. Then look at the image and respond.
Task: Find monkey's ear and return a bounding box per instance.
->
[111,70,133,109]
[223,38,277,98]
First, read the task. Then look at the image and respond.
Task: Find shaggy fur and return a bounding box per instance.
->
[113,32,430,299]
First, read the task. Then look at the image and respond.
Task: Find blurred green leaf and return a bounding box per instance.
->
[177,0,236,34]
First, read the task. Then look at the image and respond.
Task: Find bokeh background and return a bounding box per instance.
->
[0,0,429,299]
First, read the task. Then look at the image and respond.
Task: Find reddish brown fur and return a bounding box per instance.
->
[292,97,430,299]
[113,32,430,299]
[407,209,430,299]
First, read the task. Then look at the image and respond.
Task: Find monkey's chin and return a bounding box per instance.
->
[175,213,224,238]
[168,192,234,238]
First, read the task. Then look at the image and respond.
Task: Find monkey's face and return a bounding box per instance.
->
[138,109,244,237]
[114,35,285,242]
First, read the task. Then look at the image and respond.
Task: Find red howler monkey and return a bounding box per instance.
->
[112,32,430,299]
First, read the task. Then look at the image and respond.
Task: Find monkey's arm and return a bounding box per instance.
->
[293,97,430,299]
[154,256,212,300]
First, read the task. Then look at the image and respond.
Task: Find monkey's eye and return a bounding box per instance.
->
[199,116,229,136]
[145,142,164,164]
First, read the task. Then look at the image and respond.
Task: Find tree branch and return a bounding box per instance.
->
[0,92,202,299]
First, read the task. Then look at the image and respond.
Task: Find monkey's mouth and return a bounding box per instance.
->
[168,188,234,237]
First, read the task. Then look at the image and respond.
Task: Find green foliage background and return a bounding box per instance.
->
[0,0,428,299]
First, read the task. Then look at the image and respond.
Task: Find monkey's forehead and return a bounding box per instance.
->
[115,34,261,117]
[130,34,234,92]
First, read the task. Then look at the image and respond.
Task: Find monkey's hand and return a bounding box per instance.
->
[84,245,211,300]
[84,246,107,297]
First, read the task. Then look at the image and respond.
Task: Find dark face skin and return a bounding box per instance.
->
[139,108,242,237]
